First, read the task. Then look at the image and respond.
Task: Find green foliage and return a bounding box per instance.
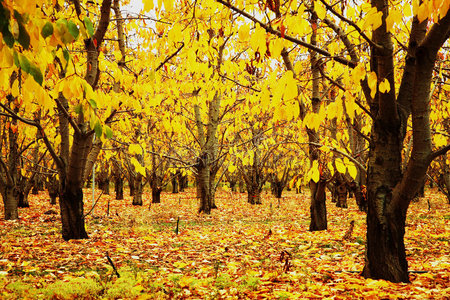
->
[88,99,97,109]
[103,270,144,299]
[0,5,30,49]
[5,281,36,299]
[41,22,53,39]
[84,17,94,37]
[12,52,44,85]
[29,64,43,85]
[13,10,30,49]
[355,237,365,245]
[67,20,79,39]
[0,3,14,47]
[214,273,234,289]
[275,291,295,300]
[42,276,103,299]
[94,120,102,138]
[104,125,113,139]
[239,274,260,291]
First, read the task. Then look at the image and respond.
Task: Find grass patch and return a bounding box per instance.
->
[43,276,104,299]
[239,274,260,291]
[215,273,235,289]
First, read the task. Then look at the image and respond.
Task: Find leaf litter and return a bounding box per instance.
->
[0,188,448,299]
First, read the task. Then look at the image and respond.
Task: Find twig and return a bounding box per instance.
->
[106,252,120,278]
[318,0,382,50]
[83,190,104,217]
[155,42,185,72]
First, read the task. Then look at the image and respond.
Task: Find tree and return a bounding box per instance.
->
[0,0,118,239]
[215,0,450,282]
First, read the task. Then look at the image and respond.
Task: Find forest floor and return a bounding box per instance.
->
[0,187,449,299]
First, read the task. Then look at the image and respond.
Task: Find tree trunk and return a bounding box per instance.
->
[361,116,406,281]
[247,185,262,204]
[307,4,327,232]
[309,179,327,231]
[230,180,237,192]
[272,181,283,199]
[1,186,18,220]
[17,191,29,208]
[49,192,58,205]
[172,172,179,194]
[197,155,212,214]
[99,177,110,195]
[114,175,124,200]
[152,188,162,203]
[362,186,409,282]
[132,174,143,205]
[47,175,59,205]
[239,180,245,193]
[350,181,367,212]
[59,187,88,240]
[179,175,187,192]
[336,184,348,208]
[334,174,348,208]
[128,176,135,196]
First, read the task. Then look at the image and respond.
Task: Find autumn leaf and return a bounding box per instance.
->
[379,78,391,93]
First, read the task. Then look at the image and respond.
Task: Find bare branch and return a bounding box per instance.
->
[428,144,450,162]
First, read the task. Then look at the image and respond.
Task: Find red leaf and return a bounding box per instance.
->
[280,24,286,38]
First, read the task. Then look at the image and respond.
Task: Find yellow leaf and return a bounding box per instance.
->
[163,0,173,11]
[142,0,154,12]
[129,144,143,155]
[238,24,250,41]
[11,80,20,97]
[1,46,14,67]
[371,11,383,30]
[270,38,283,58]
[367,71,377,98]
[386,9,402,32]
[347,162,357,179]
[311,160,320,183]
[62,80,73,99]
[327,161,335,176]
[130,157,146,176]
[351,63,366,83]
[335,158,346,174]
[228,164,236,173]
[274,105,288,122]
[363,8,383,31]
[379,78,391,93]
[168,23,182,43]
[284,71,298,100]
[385,13,395,32]
[315,1,326,19]
[417,3,429,22]
[250,24,267,54]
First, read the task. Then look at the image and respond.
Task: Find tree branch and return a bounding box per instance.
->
[214,0,357,67]
[309,141,367,174]
[428,144,450,162]
[54,95,82,135]
[155,42,185,72]
[0,103,65,171]
[318,0,382,51]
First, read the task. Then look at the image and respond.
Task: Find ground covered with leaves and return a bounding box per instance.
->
[0,188,449,299]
